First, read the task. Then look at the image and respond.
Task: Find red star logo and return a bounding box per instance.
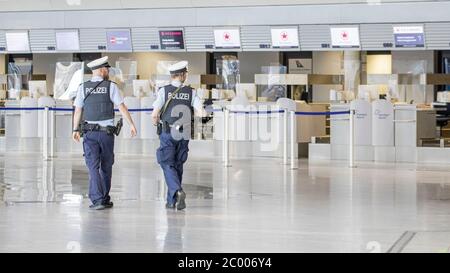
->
[223,32,230,41]
[281,31,288,41]
[341,31,349,41]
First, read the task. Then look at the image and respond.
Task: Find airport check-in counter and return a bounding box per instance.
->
[3,98,41,152]
[55,100,75,153]
[313,100,437,162]
[394,104,436,162]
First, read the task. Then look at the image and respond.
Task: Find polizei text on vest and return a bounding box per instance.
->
[168,92,190,100]
[86,87,108,94]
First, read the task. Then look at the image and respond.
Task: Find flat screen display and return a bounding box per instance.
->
[159,30,185,50]
[271,28,299,48]
[6,32,30,52]
[393,26,425,48]
[214,29,241,49]
[56,31,80,51]
[106,30,132,51]
[330,27,360,48]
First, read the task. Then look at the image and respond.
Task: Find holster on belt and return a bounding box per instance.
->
[157,121,186,135]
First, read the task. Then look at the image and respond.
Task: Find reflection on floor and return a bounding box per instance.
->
[0,152,450,253]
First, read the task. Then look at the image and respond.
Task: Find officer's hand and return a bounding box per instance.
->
[151,115,159,126]
[130,125,137,137]
[72,132,81,143]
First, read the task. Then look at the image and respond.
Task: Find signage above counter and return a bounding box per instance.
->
[330,27,360,49]
[271,28,299,49]
[56,30,79,51]
[106,30,132,51]
[6,31,30,52]
[214,29,241,49]
[393,25,425,48]
[159,30,185,50]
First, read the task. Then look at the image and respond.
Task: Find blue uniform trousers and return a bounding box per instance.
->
[82,131,115,205]
[156,132,189,205]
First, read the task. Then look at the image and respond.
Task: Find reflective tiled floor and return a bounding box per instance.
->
[0,153,450,253]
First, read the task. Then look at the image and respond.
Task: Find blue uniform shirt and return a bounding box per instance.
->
[153,80,203,112]
[73,76,124,127]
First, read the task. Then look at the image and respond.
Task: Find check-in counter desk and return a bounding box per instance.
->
[329,100,374,161]
[394,104,436,162]
[3,98,40,152]
[310,100,437,163]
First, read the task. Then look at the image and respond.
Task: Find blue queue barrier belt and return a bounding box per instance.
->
[0,107,154,112]
[0,107,349,116]
[295,110,350,116]
[0,107,46,111]
[229,110,285,114]
[222,109,350,116]
[49,107,74,112]
[114,108,153,112]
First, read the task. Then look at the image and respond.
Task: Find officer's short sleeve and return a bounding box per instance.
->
[191,89,203,112]
[152,87,165,110]
[109,82,124,106]
[73,84,85,108]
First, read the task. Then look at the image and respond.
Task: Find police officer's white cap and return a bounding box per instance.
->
[87,56,111,71]
[169,61,188,74]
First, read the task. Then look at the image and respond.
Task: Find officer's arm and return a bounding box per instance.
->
[151,107,161,126]
[73,107,83,131]
[118,103,136,128]
[151,88,165,125]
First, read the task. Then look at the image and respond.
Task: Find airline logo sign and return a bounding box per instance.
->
[214,29,241,49]
[271,28,299,48]
[330,27,360,48]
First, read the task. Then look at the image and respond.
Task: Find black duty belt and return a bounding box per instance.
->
[82,123,114,135]
[83,123,107,131]
[160,121,190,133]
[80,119,123,136]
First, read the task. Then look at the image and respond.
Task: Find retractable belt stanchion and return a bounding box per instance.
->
[349,109,356,168]
[43,106,49,161]
[283,109,288,165]
[50,108,55,158]
[223,108,231,168]
[222,108,226,163]
[290,110,297,170]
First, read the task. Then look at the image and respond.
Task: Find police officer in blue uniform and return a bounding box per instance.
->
[72,56,138,210]
[151,61,205,210]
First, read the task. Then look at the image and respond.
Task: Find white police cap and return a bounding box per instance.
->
[169,61,188,74]
[87,56,111,70]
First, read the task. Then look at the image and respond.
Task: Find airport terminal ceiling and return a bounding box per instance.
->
[0,0,443,12]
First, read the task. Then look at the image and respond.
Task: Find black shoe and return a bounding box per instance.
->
[89,204,106,210]
[103,201,114,209]
[165,203,176,209]
[175,190,186,211]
